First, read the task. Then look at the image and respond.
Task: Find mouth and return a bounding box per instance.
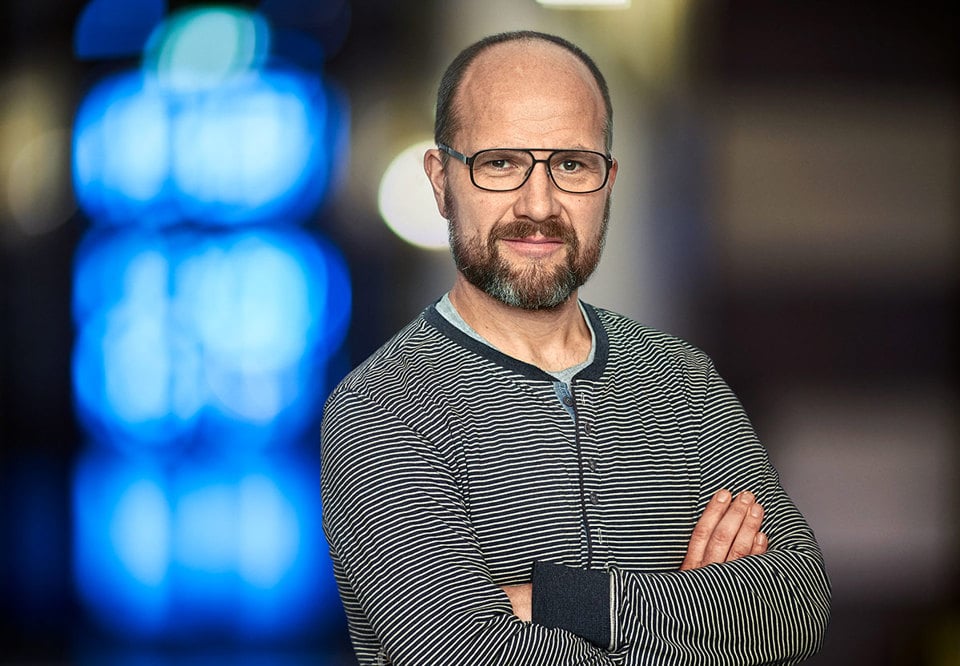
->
[504,234,562,243]
[499,234,566,257]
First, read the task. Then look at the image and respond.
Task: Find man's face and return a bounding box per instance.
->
[445,184,610,310]
[426,40,617,310]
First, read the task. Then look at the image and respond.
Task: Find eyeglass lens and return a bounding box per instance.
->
[471,149,607,193]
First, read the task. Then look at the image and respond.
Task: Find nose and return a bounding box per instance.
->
[513,160,562,221]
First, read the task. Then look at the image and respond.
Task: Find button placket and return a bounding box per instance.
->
[576,387,607,562]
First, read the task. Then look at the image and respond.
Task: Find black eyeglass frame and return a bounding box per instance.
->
[437,144,614,194]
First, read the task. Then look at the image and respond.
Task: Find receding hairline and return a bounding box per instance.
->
[434,31,613,152]
[459,40,604,113]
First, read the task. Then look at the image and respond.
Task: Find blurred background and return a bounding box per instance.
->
[0,0,956,664]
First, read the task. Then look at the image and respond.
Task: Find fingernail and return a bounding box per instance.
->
[755,533,766,546]
[717,490,731,503]
[739,491,754,504]
[751,503,763,518]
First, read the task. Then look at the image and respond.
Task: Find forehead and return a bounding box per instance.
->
[454,40,606,149]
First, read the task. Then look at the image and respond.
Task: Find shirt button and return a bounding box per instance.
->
[589,491,599,505]
[587,458,598,473]
[562,395,574,406]
[583,422,593,435]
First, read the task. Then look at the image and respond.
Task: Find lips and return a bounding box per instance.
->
[499,235,566,260]
[502,234,563,244]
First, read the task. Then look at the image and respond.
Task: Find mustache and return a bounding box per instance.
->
[490,218,577,244]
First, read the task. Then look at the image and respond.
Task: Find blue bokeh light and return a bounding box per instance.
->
[70,0,354,644]
[74,0,166,60]
[144,7,271,92]
[72,227,351,452]
[73,68,341,227]
[73,448,335,638]
[74,452,171,634]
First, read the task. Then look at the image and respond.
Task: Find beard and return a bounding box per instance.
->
[445,185,610,310]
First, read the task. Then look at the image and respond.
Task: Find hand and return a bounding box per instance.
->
[501,583,532,622]
[680,489,767,571]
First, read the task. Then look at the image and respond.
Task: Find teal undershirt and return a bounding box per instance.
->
[435,294,596,421]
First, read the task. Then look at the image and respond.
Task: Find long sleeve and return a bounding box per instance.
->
[612,549,829,664]
[321,388,627,666]
[532,364,831,664]
[322,306,830,665]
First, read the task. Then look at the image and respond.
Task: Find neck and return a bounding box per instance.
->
[448,276,591,372]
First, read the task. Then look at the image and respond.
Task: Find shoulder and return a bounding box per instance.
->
[587,304,714,374]
[321,308,475,478]
[324,306,472,418]
[329,312,431,395]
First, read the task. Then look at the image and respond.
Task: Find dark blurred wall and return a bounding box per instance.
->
[692,3,958,664]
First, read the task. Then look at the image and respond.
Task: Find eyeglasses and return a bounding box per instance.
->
[438,144,613,194]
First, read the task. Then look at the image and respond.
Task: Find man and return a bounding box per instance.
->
[321,31,830,665]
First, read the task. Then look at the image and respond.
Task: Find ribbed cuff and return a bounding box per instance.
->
[531,561,611,649]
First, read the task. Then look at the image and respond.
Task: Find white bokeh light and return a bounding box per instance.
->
[7,128,76,236]
[377,140,449,250]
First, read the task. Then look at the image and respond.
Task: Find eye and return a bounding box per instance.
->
[475,151,526,173]
[558,159,582,172]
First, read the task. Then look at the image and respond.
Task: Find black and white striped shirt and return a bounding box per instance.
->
[321,302,830,665]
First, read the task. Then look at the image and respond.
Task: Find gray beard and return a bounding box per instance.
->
[446,188,610,311]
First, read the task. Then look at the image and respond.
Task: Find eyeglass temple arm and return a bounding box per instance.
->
[437,144,471,165]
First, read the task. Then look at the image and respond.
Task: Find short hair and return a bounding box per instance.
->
[434,31,613,153]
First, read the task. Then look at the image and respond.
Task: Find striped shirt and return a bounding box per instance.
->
[320,302,831,665]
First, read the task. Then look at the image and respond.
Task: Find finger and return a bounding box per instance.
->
[501,583,532,622]
[727,500,764,561]
[680,489,732,570]
[751,532,768,556]
[700,491,753,565]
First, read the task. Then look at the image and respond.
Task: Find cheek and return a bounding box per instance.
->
[571,201,607,235]
[455,191,514,228]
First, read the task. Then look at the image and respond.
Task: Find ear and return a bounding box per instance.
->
[424,148,449,218]
[606,157,619,191]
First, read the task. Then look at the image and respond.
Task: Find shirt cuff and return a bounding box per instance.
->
[531,560,611,649]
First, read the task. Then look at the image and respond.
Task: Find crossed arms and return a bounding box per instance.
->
[321,331,831,666]
[502,487,769,622]
[322,392,830,666]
